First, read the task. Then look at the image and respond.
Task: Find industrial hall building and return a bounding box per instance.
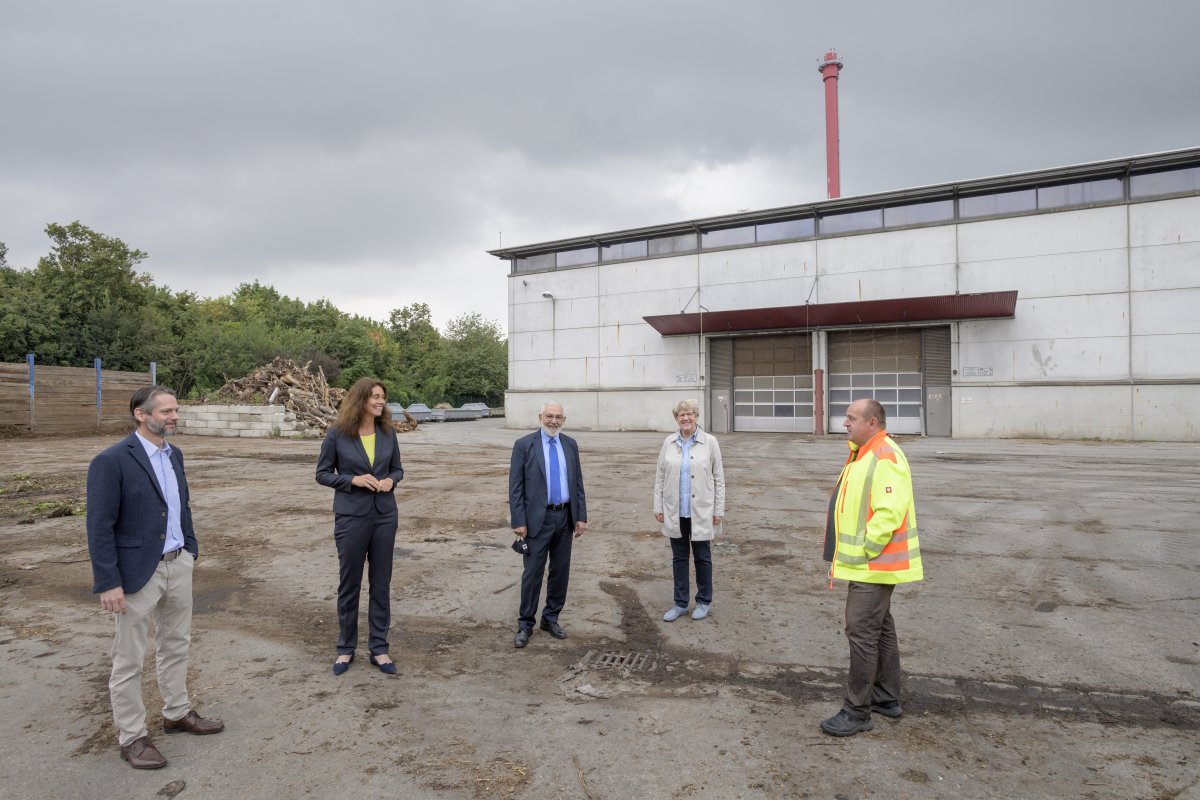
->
[489,147,1200,441]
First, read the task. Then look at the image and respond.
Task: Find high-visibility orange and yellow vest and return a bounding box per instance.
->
[831,429,923,585]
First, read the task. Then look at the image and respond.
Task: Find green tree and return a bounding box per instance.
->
[0,265,65,362]
[440,312,507,406]
[387,302,445,402]
[32,222,154,369]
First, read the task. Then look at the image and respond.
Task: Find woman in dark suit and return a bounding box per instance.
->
[316,378,405,676]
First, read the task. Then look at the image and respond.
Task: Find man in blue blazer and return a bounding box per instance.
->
[509,401,587,648]
[87,387,223,770]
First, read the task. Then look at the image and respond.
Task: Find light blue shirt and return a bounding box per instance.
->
[136,431,185,555]
[677,429,698,518]
[540,430,569,505]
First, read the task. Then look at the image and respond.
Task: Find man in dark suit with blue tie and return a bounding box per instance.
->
[509,401,587,648]
[87,386,223,770]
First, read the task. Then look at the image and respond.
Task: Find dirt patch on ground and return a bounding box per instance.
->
[0,422,1197,799]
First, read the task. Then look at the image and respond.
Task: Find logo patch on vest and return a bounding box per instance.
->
[885,486,892,493]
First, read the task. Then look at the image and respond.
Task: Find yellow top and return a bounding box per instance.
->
[361,433,375,467]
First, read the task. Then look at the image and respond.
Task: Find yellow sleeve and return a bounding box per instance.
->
[864,456,912,558]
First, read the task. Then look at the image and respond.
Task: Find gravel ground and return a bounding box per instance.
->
[0,418,1197,799]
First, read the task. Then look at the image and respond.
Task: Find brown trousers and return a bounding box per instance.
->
[843,581,901,718]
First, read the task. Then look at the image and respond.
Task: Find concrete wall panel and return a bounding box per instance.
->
[957,206,1128,262]
[700,241,817,285]
[599,255,699,294]
[1130,195,1200,247]
[702,276,827,311]
[1131,241,1200,291]
[1132,384,1200,441]
[1130,288,1200,336]
[817,225,957,271]
[960,249,1129,298]
[599,286,698,326]
[954,385,1132,440]
[1132,334,1200,379]
[598,353,705,389]
[816,263,958,304]
[598,325,694,358]
[957,336,1130,382]
[964,295,1128,342]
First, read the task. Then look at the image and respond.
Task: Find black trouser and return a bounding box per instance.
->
[843,581,900,718]
[670,517,713,607]
[334,509,397,656]
[518,506,572,631]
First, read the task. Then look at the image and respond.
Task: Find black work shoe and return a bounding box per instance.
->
[514,629,531,648]
[539,619,567,639]
[820,709,874,737]
[871,701,903,718]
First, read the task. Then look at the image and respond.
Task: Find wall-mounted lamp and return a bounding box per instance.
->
[541,291,555,299]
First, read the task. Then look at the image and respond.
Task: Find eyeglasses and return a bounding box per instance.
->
[542,414,565,420]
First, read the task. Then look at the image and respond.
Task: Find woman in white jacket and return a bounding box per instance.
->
[653,399,726,621]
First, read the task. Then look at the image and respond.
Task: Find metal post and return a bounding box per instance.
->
[26,353,34,433]
[95,358,103,430]
[150,361,157,386]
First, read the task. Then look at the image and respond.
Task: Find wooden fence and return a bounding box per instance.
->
[0,359,153,435]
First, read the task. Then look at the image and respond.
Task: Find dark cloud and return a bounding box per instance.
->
[2,0,1197,329]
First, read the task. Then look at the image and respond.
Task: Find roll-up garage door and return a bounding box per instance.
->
[923,327,952,436]
[827,329,924,435]
[732,334,814,432]
[707,338,733,433]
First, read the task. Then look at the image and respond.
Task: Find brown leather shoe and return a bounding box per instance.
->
[120,736,167,769]
[163,709,225,735]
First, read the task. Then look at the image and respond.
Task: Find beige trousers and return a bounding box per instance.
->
[109,552,195,746]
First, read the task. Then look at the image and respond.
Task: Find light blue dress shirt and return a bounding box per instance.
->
[540,430,569,505]
[677,430,697,518]
[136,432,185,555]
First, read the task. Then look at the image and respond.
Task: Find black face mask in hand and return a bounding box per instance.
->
[511,538,529,555]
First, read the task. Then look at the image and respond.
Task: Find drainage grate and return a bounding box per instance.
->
[580,649,658,673]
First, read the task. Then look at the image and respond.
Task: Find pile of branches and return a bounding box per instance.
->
[213,358,417,433]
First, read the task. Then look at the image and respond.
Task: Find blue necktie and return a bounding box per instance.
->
[548,437,563,505]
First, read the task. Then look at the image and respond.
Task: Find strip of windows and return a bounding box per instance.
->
[648,232,698,256]
[509,163,1200,273]
[1131,167,1200,198]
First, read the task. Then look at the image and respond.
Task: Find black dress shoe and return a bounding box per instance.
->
[369,653,397,675]
[332,653,354,676]
[820,709,873,737]
[539,619,567,639]
[514,629,531,648]
[871,701,903,718]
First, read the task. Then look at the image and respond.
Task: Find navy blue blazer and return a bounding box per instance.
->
[87,432,198,595]
[315,423,405,516]
[509,430,587,537]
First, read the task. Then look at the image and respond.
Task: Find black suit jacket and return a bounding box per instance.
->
[315,423,405,515]
[509,430,586,537]
[87,433,198,595]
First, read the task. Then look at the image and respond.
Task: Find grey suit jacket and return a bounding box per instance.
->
[508,430,586,537]
[87,432,198,595]
[315,423,405,516]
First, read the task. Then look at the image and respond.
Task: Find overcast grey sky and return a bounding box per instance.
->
[2,1,1197,331]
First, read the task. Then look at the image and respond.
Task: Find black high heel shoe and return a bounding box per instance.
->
[369,653,397,675]
[332,653,354,676]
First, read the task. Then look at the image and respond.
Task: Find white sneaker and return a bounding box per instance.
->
[662,605,688,622]
[691,604,710,620]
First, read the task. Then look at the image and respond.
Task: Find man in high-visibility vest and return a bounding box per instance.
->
[820,398,923,737]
